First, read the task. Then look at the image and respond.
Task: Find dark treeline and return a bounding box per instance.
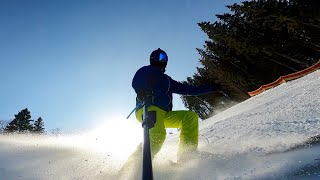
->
[1,108,45,134]
[182,0,320,119]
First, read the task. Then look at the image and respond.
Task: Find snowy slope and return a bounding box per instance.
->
[0,70,319,180]
[156,70,320,180]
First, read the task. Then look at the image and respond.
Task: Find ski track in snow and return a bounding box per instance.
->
[0,70,319,179]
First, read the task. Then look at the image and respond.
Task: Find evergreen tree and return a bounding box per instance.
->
[4,119,17,132]
[182,0,320,119]
[4,108,34,133]
[51,128,61,136]
[0,120,9,133]
[33,117,45,134]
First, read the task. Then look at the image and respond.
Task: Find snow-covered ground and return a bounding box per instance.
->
[1,70,319,180]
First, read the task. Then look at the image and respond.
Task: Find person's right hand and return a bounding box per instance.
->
[137,90,147,101]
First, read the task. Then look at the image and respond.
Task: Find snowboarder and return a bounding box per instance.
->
[131,48,217,162]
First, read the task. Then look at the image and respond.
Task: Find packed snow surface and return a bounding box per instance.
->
[1,70,320,179]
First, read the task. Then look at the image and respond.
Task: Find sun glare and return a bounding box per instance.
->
[63,116,142,161]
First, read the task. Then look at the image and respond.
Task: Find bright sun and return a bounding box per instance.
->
[63,116,142,161]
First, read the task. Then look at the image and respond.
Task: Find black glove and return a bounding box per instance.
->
[210,83,222,92]
[137,90,147,101]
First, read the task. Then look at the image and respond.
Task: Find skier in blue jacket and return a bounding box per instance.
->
[131,48,215,161]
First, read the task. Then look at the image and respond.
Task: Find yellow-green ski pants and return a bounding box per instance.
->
[135,105,199,157]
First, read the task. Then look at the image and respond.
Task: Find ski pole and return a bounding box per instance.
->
[126,102,144,119]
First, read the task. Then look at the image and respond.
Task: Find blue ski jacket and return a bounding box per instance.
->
[132,65,212,112]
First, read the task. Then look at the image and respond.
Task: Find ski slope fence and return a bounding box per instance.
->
[248,59,320,97]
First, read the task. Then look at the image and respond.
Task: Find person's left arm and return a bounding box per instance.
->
[169,77,217,96]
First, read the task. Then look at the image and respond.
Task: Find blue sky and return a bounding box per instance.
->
[0,0,240,132]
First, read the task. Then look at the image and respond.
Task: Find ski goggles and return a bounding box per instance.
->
[158,52,168,62]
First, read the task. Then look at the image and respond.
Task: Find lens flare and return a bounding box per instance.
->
[60,116,142,161]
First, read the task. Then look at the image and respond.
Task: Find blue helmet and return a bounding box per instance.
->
[150,48,168,69]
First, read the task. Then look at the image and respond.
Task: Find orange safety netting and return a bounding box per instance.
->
[248,60,320,97]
